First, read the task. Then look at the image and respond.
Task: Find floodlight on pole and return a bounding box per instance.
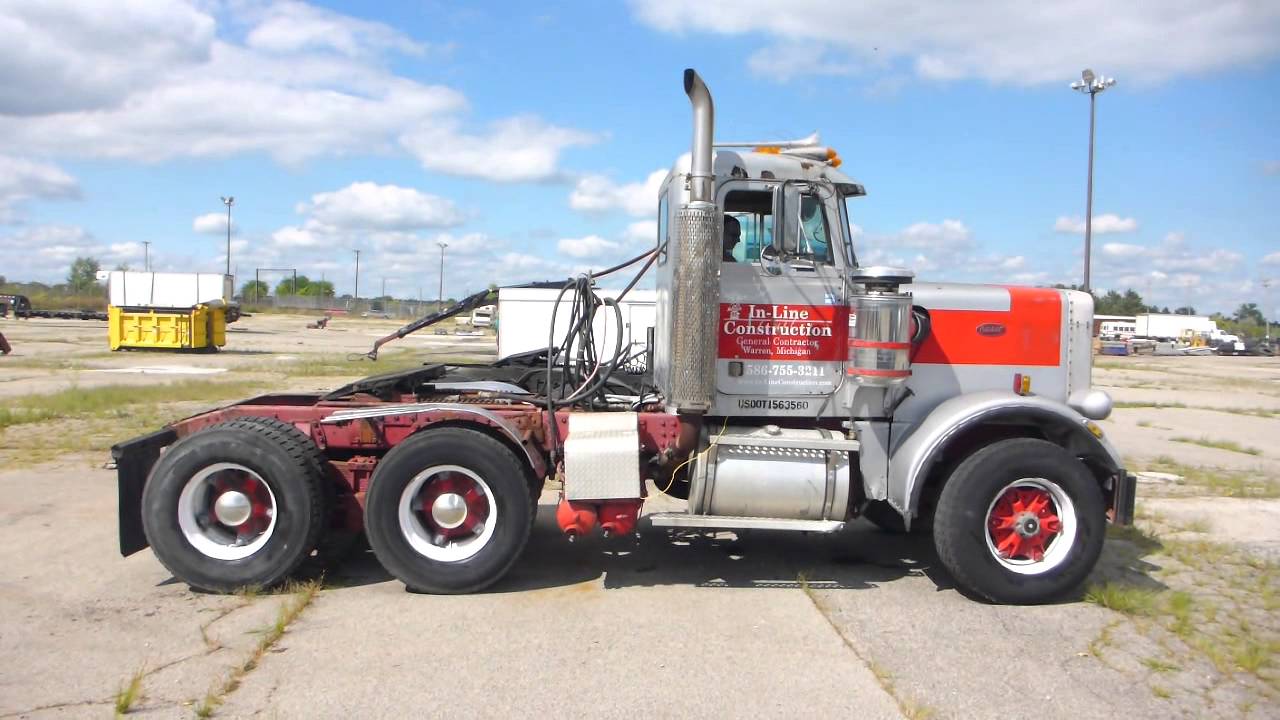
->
[220,196,235,278]
[1070,68,1117,292]
[437,240,448,308]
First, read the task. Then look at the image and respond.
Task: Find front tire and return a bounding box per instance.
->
[932,438,1105,604]
[364,428,534,594]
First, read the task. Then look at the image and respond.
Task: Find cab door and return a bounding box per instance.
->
[715,180,849,410]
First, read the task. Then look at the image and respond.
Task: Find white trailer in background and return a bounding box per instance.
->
[1135,313,1217,339]
[496,287,656,370]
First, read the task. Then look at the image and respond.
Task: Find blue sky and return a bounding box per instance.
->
[1,0,1277,314]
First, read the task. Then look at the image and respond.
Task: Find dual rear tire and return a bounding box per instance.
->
[142,422,533,595]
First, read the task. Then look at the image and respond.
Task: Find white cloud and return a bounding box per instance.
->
[401,116,599,183]
[623,220,658,245]
[0,224,143,281]
[304,182,464,231]
[569,169,666,217]
[1263,251,1280,265]
[557,235,620,258]
[998,255,1026,270]
[630,1,1280,86]
[245,1,425,57]
[193,212,234,234]
[1101,242,1146,258]
[0,155,80,222]
[0,0,215,115]
[0,2,590,179]
[1153,248,1242,272]
[898,219,971,249]
[1054,214,1138,234]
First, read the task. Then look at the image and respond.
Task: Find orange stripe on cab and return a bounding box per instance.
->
[913,287,1062,366]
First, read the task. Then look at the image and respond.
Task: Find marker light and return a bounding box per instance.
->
[1013,373,1032,395]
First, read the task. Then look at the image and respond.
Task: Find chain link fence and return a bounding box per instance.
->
[241,295,450,319]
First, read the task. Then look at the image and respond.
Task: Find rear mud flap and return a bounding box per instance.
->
[112,428,176,556]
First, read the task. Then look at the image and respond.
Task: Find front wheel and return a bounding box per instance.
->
[364,428,535,594]
[932,438,1105,604]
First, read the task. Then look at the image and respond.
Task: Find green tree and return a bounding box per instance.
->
[67,257,101,293]
[274,275,310,296]
[300,280,335,297]
[1174,306,1197,315]
[1234,303,1264,326]
[240,279,269,300]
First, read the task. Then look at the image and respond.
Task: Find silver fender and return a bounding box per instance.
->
[887,390,1123,524]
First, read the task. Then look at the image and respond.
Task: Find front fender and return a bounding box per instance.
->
[887,390,1123,523]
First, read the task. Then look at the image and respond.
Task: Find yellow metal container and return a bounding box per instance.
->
[108,304,227,351]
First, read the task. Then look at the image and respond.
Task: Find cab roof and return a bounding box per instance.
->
[667,149,865,196]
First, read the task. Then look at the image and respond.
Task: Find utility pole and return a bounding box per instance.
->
[220,196,235,278]
[381,277,386,299]
[1070,69,1116,292]
[353,250,361,301]
[437,240,448,309]
[142,241,151,272]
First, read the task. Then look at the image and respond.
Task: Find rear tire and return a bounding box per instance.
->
[141,420,327,593]
[364,428,534,594]
[932,438,1105,604]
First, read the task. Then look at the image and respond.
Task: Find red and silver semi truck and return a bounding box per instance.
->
[114,70,1134,604]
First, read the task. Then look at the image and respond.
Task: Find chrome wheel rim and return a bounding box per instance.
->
[983,477,1077,575]
[398,464,496,562]
[177,463,277,561]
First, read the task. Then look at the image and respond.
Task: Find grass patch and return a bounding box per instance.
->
[1142,657,1180,673]
[1170,436,1262,456]
[1150,685,1171,699]
[1084,582,1160,615]
[114,666,145,716]
[196,579,322,717]
[0,380,265,430]
[1141,458,1280,499]
[1115,401,1187,410]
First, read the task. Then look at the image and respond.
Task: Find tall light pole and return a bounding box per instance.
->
[220,196,235,278]
[142,241,151,272]
[437,240,448,309]
[353,250,361,301]
[1070,68,1116,292]
[1264,278,1274,341]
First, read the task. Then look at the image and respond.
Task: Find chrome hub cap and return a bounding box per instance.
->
[398,465,497,563]
[177,463,277,561]
[430,492,468,529]
[214,490,253,527]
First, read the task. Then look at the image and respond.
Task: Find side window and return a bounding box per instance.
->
[656,193,668,264]
[723,189,775,263]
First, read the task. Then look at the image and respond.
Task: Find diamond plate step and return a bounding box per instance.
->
[646,513,845,533]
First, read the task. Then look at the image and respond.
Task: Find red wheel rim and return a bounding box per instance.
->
[987,486,1063,562]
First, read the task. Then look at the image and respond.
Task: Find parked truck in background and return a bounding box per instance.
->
[112,69,1134,605]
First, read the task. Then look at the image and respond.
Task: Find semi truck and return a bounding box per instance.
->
[113,70,1134,605]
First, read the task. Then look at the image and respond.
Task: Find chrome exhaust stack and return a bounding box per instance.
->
[665,69,721,413]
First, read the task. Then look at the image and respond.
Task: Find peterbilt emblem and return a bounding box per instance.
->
[976,322,1007,337]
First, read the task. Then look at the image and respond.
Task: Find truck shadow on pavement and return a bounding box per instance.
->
[325,503,954,596]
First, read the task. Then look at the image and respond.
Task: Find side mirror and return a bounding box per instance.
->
[759,245,783,276]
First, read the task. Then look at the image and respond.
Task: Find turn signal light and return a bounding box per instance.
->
[1013,373,1032,395]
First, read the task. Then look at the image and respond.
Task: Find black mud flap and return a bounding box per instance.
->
[1110,470,1137,526]
[112,428,176,556]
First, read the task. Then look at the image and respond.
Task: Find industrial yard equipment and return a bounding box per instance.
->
[113,70,1133,605]
[102,272,235,351]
